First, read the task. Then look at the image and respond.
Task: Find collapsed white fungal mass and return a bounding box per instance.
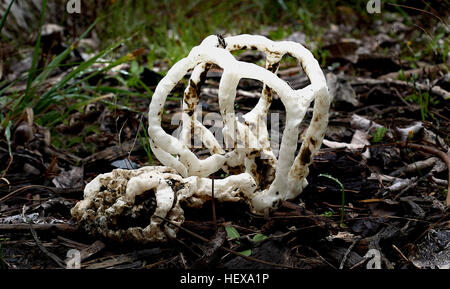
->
[71,34,331,242]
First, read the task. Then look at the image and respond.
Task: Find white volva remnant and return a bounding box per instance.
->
[71,34,331,242]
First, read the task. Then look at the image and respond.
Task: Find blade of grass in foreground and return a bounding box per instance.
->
[4,120,12,157]
[70,47,146,88]
[0,0,14,33]
[12,19,100,118]
[32,18,100,86]
[2,120,13,177]
[86,86,149,98]
[34,40,124,114]
[24,0,47,101]
[319,173,346,228]
[34,46,149,115]
[139,119,154,164]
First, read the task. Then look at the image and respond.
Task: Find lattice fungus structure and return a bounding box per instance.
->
[71,34,331,242]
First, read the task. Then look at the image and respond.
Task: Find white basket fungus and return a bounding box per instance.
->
[71,34,331,242]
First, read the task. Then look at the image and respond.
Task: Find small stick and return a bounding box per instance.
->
[57,236,89,250]
[378,62,449,81]
[339,236,361,269]
[414,212,449,243]
[29,224,66,268]
[385,3,448,28]
[144,255,179,269]
[366,142,450,206]
[211,175,217,230]
[392,244,410,264]
[350,257,369,269]
[390,157,438,177]
[179,252,188,269]
[1,155,13,179]
[0,185,58,203]
[307,246,337,270]
[349,77,450,99]
[0,223,78,232]
[78,240,105,262]
[403,143,450,206]
[156,215,295,269]
[175,238,202,258]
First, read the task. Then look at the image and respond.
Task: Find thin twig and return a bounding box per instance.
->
[0,178,10,194]
[414,212,450,243]
[350,257,368,269]
[144,255,179,269]
[386,2,448,28]
[392,244,410,264]
[307,246,337,270]
[403,143,450,206]
[0,185,57,203]
[411,23,433,42]
[29,224,66,268]
[211,175,217,230]
[156,215,295,269]
[366,142,450,206]
[117,119,129,169]
[174,238,202,258]
[0,223,78,232]
[391,87,411,106]
[127,115,143,168]
[379,62,449,80]
[1,156,13,178]
[339,236,361,269]
[179,252,188,269]
[349,77,450,99]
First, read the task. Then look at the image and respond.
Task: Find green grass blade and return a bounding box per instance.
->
[86,86,148,97]
[24,0,47,100]
[32,18,100,86]
[0,0,14,33]
[47,41,122,93]
[68,47,142,88]
[319,173,346,227]
[0,79,17,97]
[139,119,154,164]
[34,41,124,113]
[4,120,12,157]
